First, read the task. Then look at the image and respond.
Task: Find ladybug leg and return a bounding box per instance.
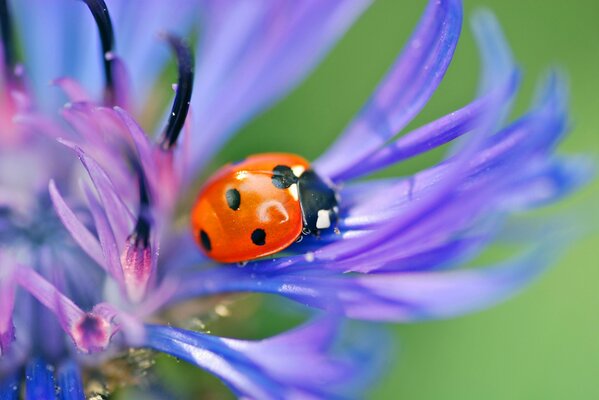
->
[297,170,339,235]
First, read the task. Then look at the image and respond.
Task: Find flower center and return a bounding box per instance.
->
[0,198,70,250]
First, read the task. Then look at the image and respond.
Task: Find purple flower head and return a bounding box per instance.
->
[0,0,590,398]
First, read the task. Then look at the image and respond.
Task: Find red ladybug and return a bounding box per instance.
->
[191,153,339,263]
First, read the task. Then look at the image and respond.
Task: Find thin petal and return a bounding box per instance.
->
[14,267,85,331]
[144,318,386,399]
[0,268,16,356]
[0,371,20,400]
[471,9,515,96]
[52,77,93,103]
[49,180,105,268]
[312,72,566,263]
[83,185,125,283]
[173,244,557,322]
[57,361,85,400]
[498,156,594,211]
[315,0,462,180]
[339,71,519,180]
[25,358,57,400]
[327,6,519,181]
[60,140,134,244]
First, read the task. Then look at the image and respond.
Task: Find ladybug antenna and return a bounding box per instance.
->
[160,34,194,150]
[0,0,17,81]
[81,0,116,104]
[129,155,152,248]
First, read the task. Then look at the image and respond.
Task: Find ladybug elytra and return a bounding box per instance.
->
[191,153,339,263]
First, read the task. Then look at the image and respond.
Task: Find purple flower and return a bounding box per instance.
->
[0,0,590,398]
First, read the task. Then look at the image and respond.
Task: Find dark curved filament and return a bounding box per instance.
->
[161,34,195,150]
[82,0,115,102]
[129,155,152,248]
[0,0,16,80]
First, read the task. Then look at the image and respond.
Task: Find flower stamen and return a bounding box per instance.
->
[0,0,16,80]
[160,34,194,150]
[71,313,112,353]
[120,158,154,302]
[81,0,115,104]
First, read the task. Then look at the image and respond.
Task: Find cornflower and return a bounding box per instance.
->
[0,0,589,398]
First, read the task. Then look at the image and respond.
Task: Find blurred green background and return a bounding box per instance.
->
[149,1,599,399]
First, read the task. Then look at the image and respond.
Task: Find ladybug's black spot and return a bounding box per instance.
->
[199,230,212,251]
[271,165,297,189]
[251,228,266,246]
[225,188,241,210]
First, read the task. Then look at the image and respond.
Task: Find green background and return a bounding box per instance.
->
[150,1,599,399]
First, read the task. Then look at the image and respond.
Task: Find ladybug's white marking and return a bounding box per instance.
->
[316,209,331,229]
[288,183,299,201]
[258,200,290,223]
[291,165,306,178]
[235,171,249,181]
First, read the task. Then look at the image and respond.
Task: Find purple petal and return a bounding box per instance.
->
[312,71,567,263]
[48,180,105,268]
[25,358,57,400]
[144,318,386,398]
[339,71,519,179]
[0,269,16,356]
[83,186,125,284]
[173,244,557,322]
[14,267,85,331]
[188,0,371,174]
[14,265,114,354]
[315,0,462,180]
[52,77,93,103]
[60,140,135,244]
[324,6,519,181]
[498,156,594,211]
[113,107,155,182]
[470,9,515,96]
[107,54,131,109]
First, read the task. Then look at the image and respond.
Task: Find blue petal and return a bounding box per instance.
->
[172,242,559,322]
[499,156,594,210]
[315,0,463,180]
[308,71,568,264]
[57,361,85,400]
[0,372,20,400]
[25,358,56,400]
[144,318,387,399]
[471,9,515,97]
[339,10,520,179]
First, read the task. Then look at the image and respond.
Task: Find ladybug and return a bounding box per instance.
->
[191,153,339,263]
